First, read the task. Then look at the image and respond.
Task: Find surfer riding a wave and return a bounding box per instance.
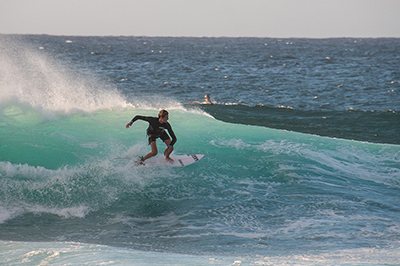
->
[126,109,177,165]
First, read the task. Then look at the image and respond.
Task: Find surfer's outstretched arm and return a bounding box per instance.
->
[126,115,149,128]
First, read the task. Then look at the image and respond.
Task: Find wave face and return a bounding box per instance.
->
[1,104,400,257]
[0,35,400,264]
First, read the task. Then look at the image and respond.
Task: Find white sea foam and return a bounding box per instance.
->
[2,240,399,265]
[0,159,150,224]
[0,205,90,224]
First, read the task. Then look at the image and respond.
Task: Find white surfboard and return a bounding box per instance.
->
[138,154,204,167]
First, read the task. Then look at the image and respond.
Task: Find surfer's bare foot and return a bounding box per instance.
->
[166,157,174,164]
[135,156,145,166]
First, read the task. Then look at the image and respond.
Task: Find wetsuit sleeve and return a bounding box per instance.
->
[166,123,177,146]
[130,115,150,123]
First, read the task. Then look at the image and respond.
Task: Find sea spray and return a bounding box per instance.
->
[0,37,128,117]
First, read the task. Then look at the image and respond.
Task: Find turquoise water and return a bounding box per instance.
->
[1,35,400,265]
[1,102,400,264]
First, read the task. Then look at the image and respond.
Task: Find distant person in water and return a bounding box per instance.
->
[126,109,177,165]
[204,94,213,104]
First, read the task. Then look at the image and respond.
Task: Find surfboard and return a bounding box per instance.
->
[137,154,204,167]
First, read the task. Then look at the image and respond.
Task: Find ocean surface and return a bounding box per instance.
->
[0,35,399,265]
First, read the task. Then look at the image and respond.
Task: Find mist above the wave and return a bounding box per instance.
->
[0,37,198,120]
[0,37,129,117]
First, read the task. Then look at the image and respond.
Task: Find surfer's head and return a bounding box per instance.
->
[158,109,169,118]
[158,109,169,123]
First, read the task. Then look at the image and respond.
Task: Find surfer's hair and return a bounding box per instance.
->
[158,109,169,118]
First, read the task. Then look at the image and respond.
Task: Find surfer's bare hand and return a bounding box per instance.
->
[126,122,132,128]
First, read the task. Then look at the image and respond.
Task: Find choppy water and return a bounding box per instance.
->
[0,35,399,265]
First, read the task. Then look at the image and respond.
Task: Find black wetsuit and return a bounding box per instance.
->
[130,116,177,146]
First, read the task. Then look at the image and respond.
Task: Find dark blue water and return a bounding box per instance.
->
[0,35,399,265]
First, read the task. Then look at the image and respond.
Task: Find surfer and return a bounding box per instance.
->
[126,109,177,165]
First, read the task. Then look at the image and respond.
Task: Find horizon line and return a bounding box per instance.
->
[2,33,399,39]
